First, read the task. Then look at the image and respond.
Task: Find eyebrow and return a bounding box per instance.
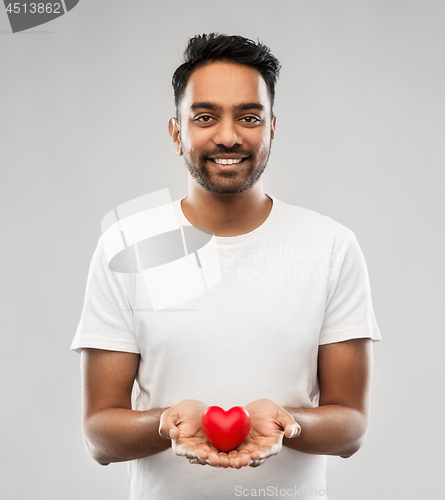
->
[190,101,265,112]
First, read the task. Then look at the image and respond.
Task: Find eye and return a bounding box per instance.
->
[195,115,215,123]
[240,116,260,124]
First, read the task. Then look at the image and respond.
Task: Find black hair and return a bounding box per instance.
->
[172,33,281,118]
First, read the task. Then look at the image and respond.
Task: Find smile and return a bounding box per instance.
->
[210,158,244,165]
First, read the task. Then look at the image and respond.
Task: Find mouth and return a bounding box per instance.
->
[208,157,248,166]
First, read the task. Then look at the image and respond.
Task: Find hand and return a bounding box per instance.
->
[228,399,301,469]
[159,399,230,468]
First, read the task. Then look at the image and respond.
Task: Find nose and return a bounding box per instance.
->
[212,118,242,148]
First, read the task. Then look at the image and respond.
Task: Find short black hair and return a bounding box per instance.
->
[172,33,281,118]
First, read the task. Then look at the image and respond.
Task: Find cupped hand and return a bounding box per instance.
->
[159,399,230,468]
[228,399,301,469]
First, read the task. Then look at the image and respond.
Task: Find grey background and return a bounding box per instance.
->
[1,1,443,498]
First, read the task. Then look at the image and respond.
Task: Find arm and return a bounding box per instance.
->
[81,347,171,466]
[80,348,230,467]
[229,338,372,468]
[283,337,372,458]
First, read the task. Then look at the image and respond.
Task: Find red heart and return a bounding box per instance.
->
[201,406,251,452]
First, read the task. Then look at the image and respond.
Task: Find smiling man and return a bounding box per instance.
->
[72,34,381,499]
[169,55,277,238]
[172,63,274,195]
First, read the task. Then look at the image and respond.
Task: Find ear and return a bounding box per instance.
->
[270,115,277,141]
[168,117,183,156]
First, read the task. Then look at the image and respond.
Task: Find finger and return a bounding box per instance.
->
[188,457,209,466]
[278,409,301,438]
[227,451,236,467]
[229,450,249,469]
[189,457,222,467]
[249,458,266,468]
[206,451,220,467]
[284,423,301,439]
[217,452,230,468]
[249,449,262,461]
[174,442,207,460]
[239,453,253,468]
[231,451,252,469]
[158,409,180,440]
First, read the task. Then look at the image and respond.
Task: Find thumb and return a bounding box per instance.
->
[159,408,180,440]
[279,409,301,439]
[285,423,301,439]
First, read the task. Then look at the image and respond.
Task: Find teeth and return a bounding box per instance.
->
[212,158,243,165]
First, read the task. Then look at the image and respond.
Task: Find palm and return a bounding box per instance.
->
[241,426,283,455]
[174,425,220,461]
[164,400,230,467]
[228,399,289,469]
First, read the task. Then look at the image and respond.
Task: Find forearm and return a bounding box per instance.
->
[83,407,170,465]
[282,405,368,458]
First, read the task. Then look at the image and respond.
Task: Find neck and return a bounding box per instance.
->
[181,178,272,237]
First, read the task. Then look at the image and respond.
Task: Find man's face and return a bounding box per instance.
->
[170,62,276,196]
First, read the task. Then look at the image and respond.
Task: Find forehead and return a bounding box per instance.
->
[182,62,270,111]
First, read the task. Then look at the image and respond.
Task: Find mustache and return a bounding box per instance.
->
[200,146,253,159]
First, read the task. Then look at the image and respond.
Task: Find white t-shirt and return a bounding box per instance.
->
[71,194,381,500]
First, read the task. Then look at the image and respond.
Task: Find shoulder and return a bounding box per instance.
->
[273,196,354,244]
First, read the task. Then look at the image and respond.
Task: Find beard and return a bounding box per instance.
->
[181,142,272,196]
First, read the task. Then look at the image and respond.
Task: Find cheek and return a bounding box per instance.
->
[248,128,271,151]
[182,131,209,155]
[256,135,272,156]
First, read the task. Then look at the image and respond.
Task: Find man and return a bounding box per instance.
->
[71,33,381,499]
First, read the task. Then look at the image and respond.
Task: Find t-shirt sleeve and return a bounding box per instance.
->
[319,231,382,345]
[70,235,139,354]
